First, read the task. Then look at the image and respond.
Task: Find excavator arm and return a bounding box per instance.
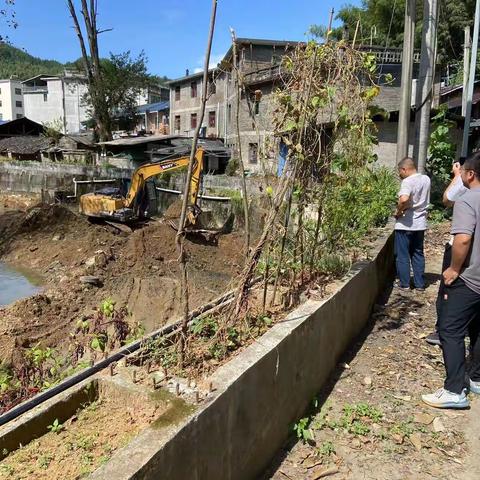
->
[125,148,204,216]
[80,148,204,223]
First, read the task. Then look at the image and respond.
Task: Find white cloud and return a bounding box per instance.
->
[192,53,224,74]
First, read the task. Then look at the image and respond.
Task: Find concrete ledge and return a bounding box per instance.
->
[90,230,394,480]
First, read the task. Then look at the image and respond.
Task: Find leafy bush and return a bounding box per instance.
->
[322,166,398,250]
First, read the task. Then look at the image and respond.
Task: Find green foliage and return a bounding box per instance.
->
[42,118,64,142]
[225,156,239,176]
[310,0,476,64]
[322,167,398,250]
[0,43,64,80]
[428,106,457,184]
[47,418,64,434]
[315,253,351,277]
[318,440,336,457]
[428,105,457,215]
[293,416,315,443]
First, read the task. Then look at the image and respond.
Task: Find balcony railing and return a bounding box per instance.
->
[22,86,48,93]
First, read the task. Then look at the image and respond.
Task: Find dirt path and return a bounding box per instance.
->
[262,225,480,480]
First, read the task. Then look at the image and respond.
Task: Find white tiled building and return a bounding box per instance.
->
[0,79,24,121]
[22,71,89,134]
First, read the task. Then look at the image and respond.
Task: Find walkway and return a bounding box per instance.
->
[262,225,480,480]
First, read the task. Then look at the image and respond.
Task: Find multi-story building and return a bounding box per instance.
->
[0,79,25,121]
[22,71,89,134]
[168,38,298,173]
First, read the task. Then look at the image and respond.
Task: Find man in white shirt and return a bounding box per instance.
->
[394,157,431,290]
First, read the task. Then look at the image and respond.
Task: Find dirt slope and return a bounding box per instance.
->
[0,204,244,365]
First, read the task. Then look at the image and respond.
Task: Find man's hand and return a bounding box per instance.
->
[443,267,460,286]
[452,162,461,177]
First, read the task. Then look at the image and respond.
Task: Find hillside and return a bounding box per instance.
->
[0,43,170,85]
[0,43,66,80]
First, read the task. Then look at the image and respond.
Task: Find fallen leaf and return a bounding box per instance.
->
[303,457,323,469]
[392,433,404,444]
[363,376,372,386]
[311,466,340,479]
[410,433,423,451]
[392,394,411,402]
[414,413,434,425]
[433,417,445,432]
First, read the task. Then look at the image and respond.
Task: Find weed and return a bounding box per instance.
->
[47,418,64,434]
[293,416,315,443]
[317,440,336,457]
[38,454,53,469]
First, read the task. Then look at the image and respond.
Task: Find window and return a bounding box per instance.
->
[0,113,3,120]
[16,114,23,119]
[43,93,48,102]
[15,88,22,95]
[16,100,22,108]
[175,86,180,101]
[190,113,197,129]
[208,81,216,95]
[190,81,197,98]
[227,104,231,124]
[208,111,216,128]
[0,100,2,107]
[174,115,181,131]
[249,143,258,164]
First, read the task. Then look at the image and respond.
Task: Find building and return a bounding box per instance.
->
[22,71,89,134]
[168,68,226,138]
[136,101,170,135]
[136,86,170,106]
[168,38,299,173]
[0,79,24,121]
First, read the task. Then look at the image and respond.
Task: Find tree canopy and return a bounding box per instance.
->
[311,0,476,65]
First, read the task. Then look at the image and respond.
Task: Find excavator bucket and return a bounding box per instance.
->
[163,200,234,243]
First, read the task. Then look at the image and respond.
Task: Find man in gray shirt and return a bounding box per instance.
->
[422,152,480,409]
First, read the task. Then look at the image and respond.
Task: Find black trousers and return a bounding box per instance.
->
[438,278,480,393]
[435,243,452,326]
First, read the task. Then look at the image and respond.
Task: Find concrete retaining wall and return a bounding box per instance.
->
[0,161,132,200]
[90,230,394,480]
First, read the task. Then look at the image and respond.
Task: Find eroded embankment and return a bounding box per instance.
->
[0,203,245,367]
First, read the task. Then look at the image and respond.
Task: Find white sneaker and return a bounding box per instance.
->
[470,379,480,395]
[421,388,469,409]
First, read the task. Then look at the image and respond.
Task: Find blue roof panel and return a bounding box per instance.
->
[137,101,169,114]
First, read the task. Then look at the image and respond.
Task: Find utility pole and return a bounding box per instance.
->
[396,0,416,163]
[462,0,480,158]
[462,26,471,117]
[413,0,440,173]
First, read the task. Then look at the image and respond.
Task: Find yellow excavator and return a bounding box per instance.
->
[79,147,229,238]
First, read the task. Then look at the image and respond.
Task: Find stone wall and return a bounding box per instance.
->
[0,161,132,201]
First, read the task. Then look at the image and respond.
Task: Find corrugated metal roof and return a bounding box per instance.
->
[137,101,169,114]
[98,134,184,147]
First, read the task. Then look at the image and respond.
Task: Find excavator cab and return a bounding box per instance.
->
[79,148,233,239]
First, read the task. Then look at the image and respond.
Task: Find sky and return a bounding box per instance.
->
[6,0,360,79]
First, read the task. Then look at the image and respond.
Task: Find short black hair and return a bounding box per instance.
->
[398,157,415,169]
[463,151,480,180]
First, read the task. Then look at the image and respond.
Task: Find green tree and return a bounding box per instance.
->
[82,52,152,134]
[310,0,476,64]
[66,1,152,141]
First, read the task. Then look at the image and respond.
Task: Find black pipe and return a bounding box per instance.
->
[0,282,249,427]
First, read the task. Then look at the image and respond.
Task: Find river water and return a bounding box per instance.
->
[0,262,42,306]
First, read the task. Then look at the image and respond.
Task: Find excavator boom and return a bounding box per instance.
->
[80,148,204,223]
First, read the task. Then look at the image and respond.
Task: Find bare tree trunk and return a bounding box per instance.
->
[66,0,113,141]
[230,28,250,255]
[176,0,218,365]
